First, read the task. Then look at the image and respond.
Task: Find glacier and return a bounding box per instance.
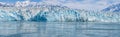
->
[0,5,120,22]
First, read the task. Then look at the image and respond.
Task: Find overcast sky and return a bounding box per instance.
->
[0,0,120,10]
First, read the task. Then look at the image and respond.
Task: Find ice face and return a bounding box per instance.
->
[29,6,82,22]
[0,7,23,21]
[0,5,120,22]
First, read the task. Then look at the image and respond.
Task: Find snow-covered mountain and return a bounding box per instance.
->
[0,2,14,7]
[0,1,36,7]
[102,3,120,12]
[0,1,61,7]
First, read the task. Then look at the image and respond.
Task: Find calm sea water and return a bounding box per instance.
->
[0,21,120,37]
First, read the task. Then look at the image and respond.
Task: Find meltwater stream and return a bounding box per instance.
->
[0,21,120,37]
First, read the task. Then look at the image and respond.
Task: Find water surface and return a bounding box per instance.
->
[0,21,120,37]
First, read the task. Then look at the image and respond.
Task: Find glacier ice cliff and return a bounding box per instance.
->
[0,5,120,22]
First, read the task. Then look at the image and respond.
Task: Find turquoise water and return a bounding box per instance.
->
[0,21,120,37]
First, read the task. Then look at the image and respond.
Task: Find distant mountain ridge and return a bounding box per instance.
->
[102,3,120,12]
[0,1,62,7]
[0,2,14,7]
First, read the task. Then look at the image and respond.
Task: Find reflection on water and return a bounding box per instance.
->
[0,21,120,37]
